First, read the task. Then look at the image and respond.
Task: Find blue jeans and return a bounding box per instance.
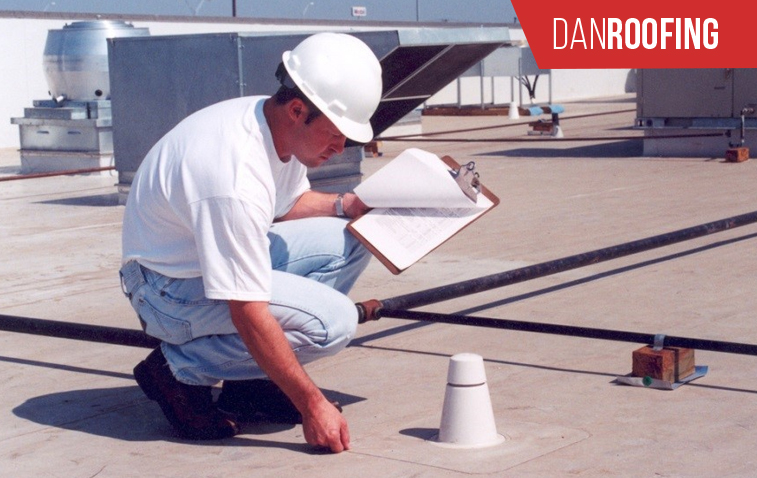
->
[120,217,371,386]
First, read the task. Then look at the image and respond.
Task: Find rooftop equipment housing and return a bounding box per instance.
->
[635,68,757,157]
[107,27,512,202]
[11,20,149,174]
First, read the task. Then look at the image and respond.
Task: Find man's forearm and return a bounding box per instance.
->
[228,300,324,411]
[277,190,367,221]
[228,299,351,452]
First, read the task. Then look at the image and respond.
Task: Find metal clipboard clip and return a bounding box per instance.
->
[449,161,481,203]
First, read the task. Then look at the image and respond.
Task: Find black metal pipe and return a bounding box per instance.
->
[379,108,638,141]
[378,308,757,356]
[0,314,159,349]
[378,210,757,314]
[380,133,724,143]
[0,166,115,182]
[4,211,757,349]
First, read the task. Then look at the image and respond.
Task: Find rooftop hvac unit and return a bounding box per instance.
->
[635,68,757,157]
[107,27,512,202]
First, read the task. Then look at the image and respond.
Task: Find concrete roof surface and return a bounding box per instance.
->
[2,94,757,477]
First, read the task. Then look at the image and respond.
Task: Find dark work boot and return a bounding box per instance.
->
[217,379,342,424]
[133,347,239,440]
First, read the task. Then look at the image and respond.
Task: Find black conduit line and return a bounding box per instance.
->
[379,133,723,143]
[377,308,757,357]
[381,108,639,141]
[0,314,158,349]
[4,212,757,350]
[377,210,757,313]
[0,166,115,182]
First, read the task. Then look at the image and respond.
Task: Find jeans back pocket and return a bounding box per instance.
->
[135,293,194,345]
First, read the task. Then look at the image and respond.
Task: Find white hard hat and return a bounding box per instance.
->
[282,32,382,143]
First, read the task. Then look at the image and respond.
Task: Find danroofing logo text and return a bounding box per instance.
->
[553,17,719,50]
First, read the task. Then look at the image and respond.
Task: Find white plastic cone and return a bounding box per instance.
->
[433,353,505,448]
[508,102,520,120]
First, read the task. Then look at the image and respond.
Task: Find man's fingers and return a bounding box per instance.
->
[328,436,345,453]
[324,420,349,453]
[341,421,351,451]
[302,398,350,453]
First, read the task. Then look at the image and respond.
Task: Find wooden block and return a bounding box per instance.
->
[632,346,695,383]
[529,120,553,132]
[725,147,749,163]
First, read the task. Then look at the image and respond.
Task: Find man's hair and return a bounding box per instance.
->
[274,62,323,124]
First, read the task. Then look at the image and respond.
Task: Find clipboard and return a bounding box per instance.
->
[347,155,500,275]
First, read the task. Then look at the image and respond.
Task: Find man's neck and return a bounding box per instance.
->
[263,97,292,163]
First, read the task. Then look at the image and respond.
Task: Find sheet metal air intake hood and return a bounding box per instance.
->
[358,27,511,146]
[108,26,511,188]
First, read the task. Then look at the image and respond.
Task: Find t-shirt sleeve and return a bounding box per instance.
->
[274,161,311,219]
[189,196,272,301]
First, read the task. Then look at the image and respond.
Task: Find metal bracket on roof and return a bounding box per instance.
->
[450,161,481,203]
[653,334,666,351]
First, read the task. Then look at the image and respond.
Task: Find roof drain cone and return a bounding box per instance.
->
[508,101,520,120]
[431,353,505,448]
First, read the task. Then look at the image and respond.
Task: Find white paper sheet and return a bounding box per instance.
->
[354,148,478,208]
[348,148,496,273]
[349,197,494,272]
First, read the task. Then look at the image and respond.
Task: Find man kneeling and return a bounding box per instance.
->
[119,32,382,453]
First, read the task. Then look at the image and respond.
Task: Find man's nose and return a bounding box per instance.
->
[331,136,346,155]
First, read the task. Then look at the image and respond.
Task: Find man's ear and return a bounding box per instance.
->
[288,98,306,122]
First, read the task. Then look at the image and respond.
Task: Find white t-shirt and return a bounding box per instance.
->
[122,96,310,302]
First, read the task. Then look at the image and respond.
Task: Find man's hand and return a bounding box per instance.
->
[341,192,369,219]
[229,300,351,453]
[301,397,351,453]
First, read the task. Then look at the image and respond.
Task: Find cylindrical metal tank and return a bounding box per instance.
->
[43,20,149,102]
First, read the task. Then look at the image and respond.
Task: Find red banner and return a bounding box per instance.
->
[511,0,749,68]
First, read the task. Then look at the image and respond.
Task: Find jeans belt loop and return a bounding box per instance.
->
[120,260,147,298]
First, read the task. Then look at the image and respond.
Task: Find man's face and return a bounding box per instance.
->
[291,106,347,168]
